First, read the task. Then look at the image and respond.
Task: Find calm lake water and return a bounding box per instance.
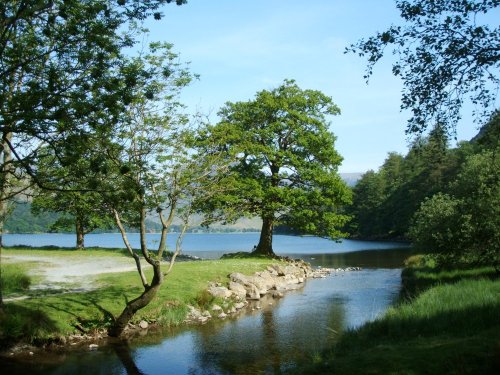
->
[1,233,411,374]
[3,232,406,260]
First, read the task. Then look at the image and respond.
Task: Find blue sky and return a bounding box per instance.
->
[143,0,493,173]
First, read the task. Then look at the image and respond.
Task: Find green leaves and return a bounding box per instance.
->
[348,0,499,135]
[196,80,351,240]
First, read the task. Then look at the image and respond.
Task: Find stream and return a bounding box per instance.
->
[1,234,410,374]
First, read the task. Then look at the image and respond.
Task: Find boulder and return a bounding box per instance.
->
[230,272,266,299]
[254,270,276,290]
[139,320,149,329]
[271,291,284,299]
[246,283,261,300]
[229,281,247,299]
[270,264,286,276]
[211,304,223,312]
[234,302,246,310]
[208,286,232,299]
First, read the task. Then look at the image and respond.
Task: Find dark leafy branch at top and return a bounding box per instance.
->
[347,0,499,135]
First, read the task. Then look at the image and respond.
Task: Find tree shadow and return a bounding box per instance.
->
[112,341,146,375]
[0,304,58,350]
[400,267,498,299]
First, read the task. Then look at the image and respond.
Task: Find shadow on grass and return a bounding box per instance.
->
[38,286,134,332]
[290,286,500,375]
[401,266,498,298]
[0,304,58,350]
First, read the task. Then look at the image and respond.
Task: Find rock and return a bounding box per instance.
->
[218,312,227,319]
[253,271,276,291]
[246,283,261,300]
[234,302,246,310]
[284,274,300,284]
[270,264,286,276]
[199,316,209,323]
[208,286,232,299]
[266,266,279,276]
[88,344,98,350]
[229,273,263,299]
[271,291,284,299]
[139,320,149,329]
[202,310,212,318]
[229,281,247,299]
[211,304,223,312]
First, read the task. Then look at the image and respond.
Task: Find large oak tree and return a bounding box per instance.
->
[197,80,352,257]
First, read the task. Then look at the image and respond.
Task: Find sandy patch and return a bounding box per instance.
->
[3,254,139,295]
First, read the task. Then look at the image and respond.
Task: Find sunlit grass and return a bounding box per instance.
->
[0,247,275,345]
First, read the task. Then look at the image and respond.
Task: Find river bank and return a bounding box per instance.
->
[0,247,270,349]
[0,247,359,354]
[290,255,500,374]
[0,244,404,374]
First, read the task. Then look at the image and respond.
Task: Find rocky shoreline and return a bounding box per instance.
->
[1,259,361,357]
[186,259,361,324]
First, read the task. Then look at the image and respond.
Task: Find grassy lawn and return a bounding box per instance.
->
[291,256,500,375]
[0,247,274,346]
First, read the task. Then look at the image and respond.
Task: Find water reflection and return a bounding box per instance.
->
[1,249,405,374]
[291,247,413,269]
[127,269,399,375]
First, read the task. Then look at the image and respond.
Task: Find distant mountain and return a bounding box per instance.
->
[4,201,60,233]
[5,173,363,234]
[340,173,363,187]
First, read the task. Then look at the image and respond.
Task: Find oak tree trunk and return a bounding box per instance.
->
[254,216,276,256]
[76,219,84,249]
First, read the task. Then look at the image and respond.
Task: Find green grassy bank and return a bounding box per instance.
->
[292,255,500,375]
[0,247,274,348]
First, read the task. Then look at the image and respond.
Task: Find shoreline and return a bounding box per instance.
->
[0,248,361,358]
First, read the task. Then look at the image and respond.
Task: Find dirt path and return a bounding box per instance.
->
[3,254,138,299]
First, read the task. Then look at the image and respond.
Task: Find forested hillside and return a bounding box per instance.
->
[4,202,61,233]
[348,113,499,245]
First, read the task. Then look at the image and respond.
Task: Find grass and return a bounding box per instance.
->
[290,255,500,375]
[1,263,31,295]
[3,246,130,258]
[401,254,498,297]
[0,247,275,347]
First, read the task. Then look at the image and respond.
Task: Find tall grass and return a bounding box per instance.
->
[1,264,31,295]
[290,255,500,375]
[356,278,500,339]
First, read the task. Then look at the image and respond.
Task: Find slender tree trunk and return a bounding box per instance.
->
[113,209,148,288]
[108,262,163,337]
[254,216,275,256]
[0,132,14,311]
[109,205,164,337]
[75,218,84,249]
[0,203,4,311]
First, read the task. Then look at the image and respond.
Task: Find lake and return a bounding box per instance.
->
[3,232,406,260]
[1,233,411,374]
